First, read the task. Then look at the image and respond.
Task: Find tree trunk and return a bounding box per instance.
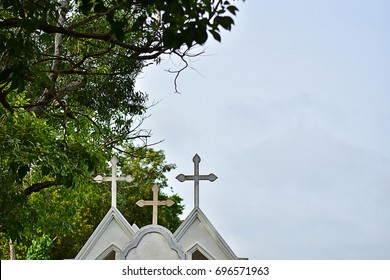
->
[9,239,16,260]
[30,0,70,113]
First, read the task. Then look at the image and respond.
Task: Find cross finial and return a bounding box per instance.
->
[136,185,175,225]
[94,156,134,208]
[176,154,217,209]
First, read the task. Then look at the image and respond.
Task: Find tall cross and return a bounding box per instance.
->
[94,156,133,208]
[136,185,175,225]
[176,154,217,209]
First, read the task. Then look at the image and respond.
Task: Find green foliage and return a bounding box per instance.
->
[118,146,184,232]
[26,234,54,260]
[0,142,183,259]
[0,0,242,260]
[0,0,242,112]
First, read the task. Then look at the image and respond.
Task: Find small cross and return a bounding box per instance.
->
[94,156,134,208]
[176,154,217,209]
[136,185,175,225]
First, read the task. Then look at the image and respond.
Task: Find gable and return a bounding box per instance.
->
[188,243,215,260]
[75,207,138,260]
[97,244,121,260]
[174,208,239,260]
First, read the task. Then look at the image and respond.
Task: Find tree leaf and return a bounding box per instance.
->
[209,30,221,42]
[214,16,235,31]
[227,5,239,15]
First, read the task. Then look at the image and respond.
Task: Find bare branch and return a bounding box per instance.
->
[165,47,206,93]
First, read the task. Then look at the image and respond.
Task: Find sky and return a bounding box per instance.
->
[134,0,390,259]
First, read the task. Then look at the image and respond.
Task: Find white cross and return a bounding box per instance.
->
[136,185,175,225]
[94,156,133,208]
[176,154,217,209]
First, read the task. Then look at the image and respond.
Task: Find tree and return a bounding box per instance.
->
[0,0,242,259]
[0,146,183,260]
[0,0,242,193]
[0,0,241,113]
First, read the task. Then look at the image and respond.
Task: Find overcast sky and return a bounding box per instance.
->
[134,0,390,259]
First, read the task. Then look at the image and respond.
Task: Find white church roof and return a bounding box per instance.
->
[174,207,241,260]
[75,207,138,260]
[74,154,246,260]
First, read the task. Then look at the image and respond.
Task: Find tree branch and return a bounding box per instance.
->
[24,180,59,195]
[1,18,166,59]
[0,18,19,29]
[166,47,205,93]
[68,110,105,136]
[0,87,14,113]
[38,24,164,55]
[68,8,117,30]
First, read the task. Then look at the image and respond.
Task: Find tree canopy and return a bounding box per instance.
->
[0,0,242,259]
[0,0,241,112]
[0,0,242,192]
[1,145,183,259]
